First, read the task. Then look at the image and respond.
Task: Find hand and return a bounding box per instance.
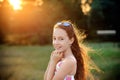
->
[50,50,63,64]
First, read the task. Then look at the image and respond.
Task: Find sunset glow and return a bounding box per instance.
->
[0,0,3,2]
[9,0,23,10]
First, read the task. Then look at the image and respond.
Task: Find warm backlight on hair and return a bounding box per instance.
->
[9,0,23,10]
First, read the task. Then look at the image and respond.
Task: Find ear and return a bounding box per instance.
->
[70,37,74,44]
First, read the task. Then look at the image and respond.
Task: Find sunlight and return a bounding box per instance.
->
[81,0,93,15]
[0,0,3,7]
[81,3,91,15]
[9,0,23,10]
[35,0,43,6]
[0,0,3,2]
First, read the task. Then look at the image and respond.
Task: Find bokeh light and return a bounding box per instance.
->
[0,0,3,2]
[8,0,23,10]
[81,0,92,15]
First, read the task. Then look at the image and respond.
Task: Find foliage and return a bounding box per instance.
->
[0,0,119,45]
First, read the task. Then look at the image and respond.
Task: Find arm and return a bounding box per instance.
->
[44,51,63,80]
[44,60,56,80]
[46,61,57,80]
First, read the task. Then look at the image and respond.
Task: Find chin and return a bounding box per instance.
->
[55,49,64,52]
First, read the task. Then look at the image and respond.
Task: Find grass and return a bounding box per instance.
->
[0,42,120,80]
[0,45,54,80]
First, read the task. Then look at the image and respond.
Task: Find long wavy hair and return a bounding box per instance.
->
[54,20,100,80]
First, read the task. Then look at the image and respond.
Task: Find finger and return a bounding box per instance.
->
[51,51,54,56]
[52,50,58,55]
[60,53,63,57]
[54,50,58,54]
[54,50,61,54]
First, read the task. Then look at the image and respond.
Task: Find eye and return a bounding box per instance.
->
[59,38,64,40]
[53,37,56,40]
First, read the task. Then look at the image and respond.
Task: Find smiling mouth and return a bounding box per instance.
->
[55,46,62,50]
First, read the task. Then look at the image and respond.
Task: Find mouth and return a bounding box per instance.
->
[54,46,62,50]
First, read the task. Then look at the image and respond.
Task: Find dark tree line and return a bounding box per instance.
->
[90,0,120,42]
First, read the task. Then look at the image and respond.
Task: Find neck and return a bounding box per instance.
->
[63,47,73,58]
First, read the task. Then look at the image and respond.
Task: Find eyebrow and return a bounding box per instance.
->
[53,36,64,38]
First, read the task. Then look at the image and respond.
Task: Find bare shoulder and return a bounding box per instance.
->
[63,56,77,66]
[53,56,77,78]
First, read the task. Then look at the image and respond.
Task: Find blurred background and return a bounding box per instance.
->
[0,0,120,80]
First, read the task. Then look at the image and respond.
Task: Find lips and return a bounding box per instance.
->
[54,46,62,50]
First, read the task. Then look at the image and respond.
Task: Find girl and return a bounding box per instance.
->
[44,20,99,80]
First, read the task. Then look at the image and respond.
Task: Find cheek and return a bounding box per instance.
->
[61,41,70,48]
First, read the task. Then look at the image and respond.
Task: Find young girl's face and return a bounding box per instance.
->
[53,28,73,52]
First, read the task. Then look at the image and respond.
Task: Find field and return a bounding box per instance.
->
[0,42,120,80]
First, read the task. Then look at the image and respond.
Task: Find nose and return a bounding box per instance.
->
[53,40,59,45]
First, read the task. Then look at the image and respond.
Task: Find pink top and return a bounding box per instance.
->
[55,60,75,80]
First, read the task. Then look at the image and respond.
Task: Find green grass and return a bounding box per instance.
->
[0,45,54,80]
[0,42,120,80]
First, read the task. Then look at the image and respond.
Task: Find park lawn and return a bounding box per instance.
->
[0,42,120,80]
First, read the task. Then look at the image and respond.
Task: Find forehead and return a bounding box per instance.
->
[53,28,68,37]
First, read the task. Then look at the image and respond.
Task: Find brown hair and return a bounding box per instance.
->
[54,20,100,80]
